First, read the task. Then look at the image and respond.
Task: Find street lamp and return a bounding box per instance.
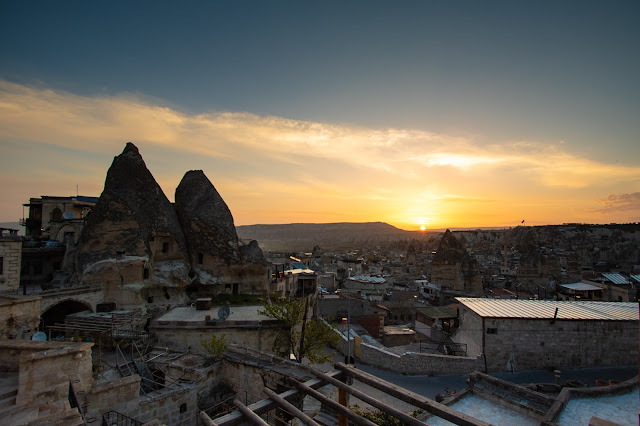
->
[347,267,352,364]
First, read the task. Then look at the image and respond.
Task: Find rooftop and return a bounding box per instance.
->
[154,305,272,323]
[456,297,638,321]
[602,272,632,285]
[560,282,603,291]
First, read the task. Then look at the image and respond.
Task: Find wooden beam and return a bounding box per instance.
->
[233,399,270,426]
[204,370,344,426]
[292,380,377,426]
[199,411,216,426]
[309,369,427,426]
[335,363,490,426]
[263,387,320,426]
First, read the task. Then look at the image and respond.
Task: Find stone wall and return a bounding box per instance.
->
[86,375,198,425]
[0,341,94,408]
[332,326,483,375]
[151,322,281,356]
[0,237,22,292]
[0,295,40,340]
[453,308,640,372]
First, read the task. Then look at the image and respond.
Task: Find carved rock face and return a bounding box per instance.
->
[433,230,472,264]
[175,170,267,284]
[75,143,268,306]
[175,170,239,264]
[76,143,191,306]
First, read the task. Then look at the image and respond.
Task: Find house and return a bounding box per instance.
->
[558,282,604,301]
[414,305,458,340]
[452,297,639,372]
[151,304,282,356]
[21,195,98,243]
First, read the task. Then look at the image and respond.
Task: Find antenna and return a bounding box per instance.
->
[218,305,230,321]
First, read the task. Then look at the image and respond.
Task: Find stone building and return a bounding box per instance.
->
[21,195,97,242]
[0,228,22,292]
[151,305,281,356]
[452,297,639,373]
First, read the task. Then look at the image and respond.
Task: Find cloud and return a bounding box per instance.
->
[3,79,639,191]
[592,193,640,213]
[2,79,640,228]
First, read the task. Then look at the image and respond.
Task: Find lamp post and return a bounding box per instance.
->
[347,267,352,364]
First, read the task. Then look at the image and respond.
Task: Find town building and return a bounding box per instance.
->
[452,297,639,373]
[21,195,98,243]
[0,228,22,292]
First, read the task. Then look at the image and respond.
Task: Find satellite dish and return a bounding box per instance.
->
[31,331,47,341]
[62,212,75,219]
[218,305,230,321]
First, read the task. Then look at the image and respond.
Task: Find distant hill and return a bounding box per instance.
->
[236,222,432,251]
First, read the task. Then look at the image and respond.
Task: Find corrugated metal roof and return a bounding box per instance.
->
[602,273,630,285]
[350,275,386,284]
[456,297,638,321]
[630,274,640,283]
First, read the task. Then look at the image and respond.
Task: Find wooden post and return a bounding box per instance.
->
[338,386,348,426]
[292,380,376,426]
[309,369,427,426]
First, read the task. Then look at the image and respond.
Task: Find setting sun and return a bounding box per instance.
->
[420,225,426,231]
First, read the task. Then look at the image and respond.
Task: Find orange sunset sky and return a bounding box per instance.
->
[1,2,639,230]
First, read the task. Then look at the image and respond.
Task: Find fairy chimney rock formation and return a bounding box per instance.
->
[175,170,267,289]
[77,142,190,308]
[431,229,482,294]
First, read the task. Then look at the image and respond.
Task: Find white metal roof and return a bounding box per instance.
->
[456,297,638,321]
[560,282,604,291]
[602,273,631,285]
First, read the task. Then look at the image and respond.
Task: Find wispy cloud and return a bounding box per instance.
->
[2,80,638,189]
[1,80,639,227]
[592,193,640,214]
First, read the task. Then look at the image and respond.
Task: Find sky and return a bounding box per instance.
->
[1,1,639,231]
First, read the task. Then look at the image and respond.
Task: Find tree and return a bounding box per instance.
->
[201,333,228,358]
[259,296,338,364]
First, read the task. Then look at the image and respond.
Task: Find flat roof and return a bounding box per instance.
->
[415,305,458,319]
[456,297,638,321]
[155,305,272,322]
[561,282,604,291]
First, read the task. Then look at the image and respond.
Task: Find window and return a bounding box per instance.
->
[0,257,3,275]
[143,267,149,279]
[486,328,497,334]
[179,403,187,413]
[198,253,204,264]
[162,242,169,253]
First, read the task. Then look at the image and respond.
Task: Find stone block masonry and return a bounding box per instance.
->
[0,238,22,292]
[332,325,483,375]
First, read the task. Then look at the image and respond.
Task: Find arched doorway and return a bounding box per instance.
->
[40,300,93,335]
